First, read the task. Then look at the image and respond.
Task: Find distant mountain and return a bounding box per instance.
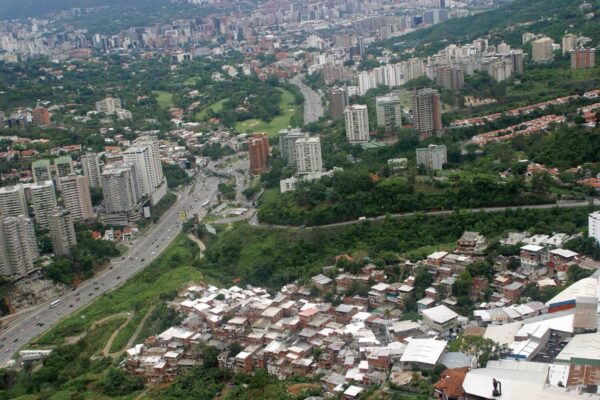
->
[0,0,179,20]
[387,0,600,53]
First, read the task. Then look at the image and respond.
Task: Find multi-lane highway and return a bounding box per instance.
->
[0,170,222,367]
[289,74,323,124]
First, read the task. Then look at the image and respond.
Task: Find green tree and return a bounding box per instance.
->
[228,342,243,357]
[97,368,144,397]
[448,335,510,367]
[531,171,553,192]
[414,267,433,298]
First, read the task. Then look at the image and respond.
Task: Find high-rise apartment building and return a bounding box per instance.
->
[571,48,596,70]
[322,63,354,85]
[375,95,402,131]
[481,58,514,82]
[590,211,600,245]
[416,144,447,171]
[48,208,77,257]
[132,136,164,189]
[562,33,577,54]
[278,128,306,165]
[344,105,369,143]
[125,136,166,205]
[411,88,443,138]
[497,42,511,54]
[0,184,28,217]
[531,37,554,62]
[101,164,141,226]
[329,87,349,120]
[30,180,57,228]
[60,174,94,222]
[32,107,50,126]
[434,66,464,90]
[95,97,122,114]
[81,153,102,188]
[31,159,52,183]
[248,133,270,175]
[54,156,74,190]
[0,214,38,278]
[294,136,323,175]
[123,146,153,198]
[510,50,525,74]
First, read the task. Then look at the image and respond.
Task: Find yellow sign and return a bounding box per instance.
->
[178,210,187,222]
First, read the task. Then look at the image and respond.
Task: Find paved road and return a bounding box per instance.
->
[289,74,323,124]
[249,200,599,230]
[208,156,252,207]
[0,170,222,367]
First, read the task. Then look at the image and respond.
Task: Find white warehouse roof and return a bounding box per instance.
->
[422,305,459,324]
[400,338,447,366]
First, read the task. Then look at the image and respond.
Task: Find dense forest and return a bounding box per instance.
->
[259,171,552,226]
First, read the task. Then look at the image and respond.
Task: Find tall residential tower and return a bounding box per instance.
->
[344,105,369,143]
[411,88,443,138]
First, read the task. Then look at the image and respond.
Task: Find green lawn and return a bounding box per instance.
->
[506,65,600,100]
[34,235,201,347]
[184,76,202,85]
[194,97,229,121]
[235,88,298,136]
[398,89,412,108]
[152,90,174,109]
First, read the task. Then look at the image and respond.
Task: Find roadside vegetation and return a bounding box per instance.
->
[200,206,596,290]
[36,235,200,346]
[258,116,599,225]
[0,235,200,399]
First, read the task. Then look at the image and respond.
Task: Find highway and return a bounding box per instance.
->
[289,74,323,124]
[0,170,222,367]
[1,157,594,367]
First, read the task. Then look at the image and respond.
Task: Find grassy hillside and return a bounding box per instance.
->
[200,207,595,290]
[381,0,600,55]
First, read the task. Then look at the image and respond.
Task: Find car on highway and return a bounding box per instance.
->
[116,276,121,280]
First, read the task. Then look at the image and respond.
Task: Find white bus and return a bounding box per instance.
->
[202,200,209,207]
[49,299,62,308]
